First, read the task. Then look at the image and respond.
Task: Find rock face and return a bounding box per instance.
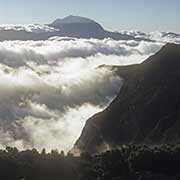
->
[74,43,180,154]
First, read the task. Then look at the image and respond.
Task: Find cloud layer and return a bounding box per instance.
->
[0,24,58,33]
[121,30,180,44]
[1,23,179,44]
[0,37,164,152]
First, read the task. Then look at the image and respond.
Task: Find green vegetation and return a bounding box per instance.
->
[0,144,180,180]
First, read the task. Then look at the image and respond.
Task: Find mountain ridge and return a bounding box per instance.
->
[73,43,180,154]
[0,16,147,41]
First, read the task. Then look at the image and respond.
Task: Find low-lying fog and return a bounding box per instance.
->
[0,36,167,152]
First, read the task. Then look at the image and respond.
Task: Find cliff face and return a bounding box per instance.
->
[74,43,180,154]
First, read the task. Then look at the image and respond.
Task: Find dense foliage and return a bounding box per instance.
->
[0,144,180,180]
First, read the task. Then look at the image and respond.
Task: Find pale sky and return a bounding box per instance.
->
[0,0,180,33]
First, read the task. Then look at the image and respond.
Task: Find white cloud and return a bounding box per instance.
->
[0,38,163,68]
[19,103,102,152]
[0,24,58,33]
[120,30,180,44]
[0,37,164,152]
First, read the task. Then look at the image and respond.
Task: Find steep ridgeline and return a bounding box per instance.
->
[74,43,180,154]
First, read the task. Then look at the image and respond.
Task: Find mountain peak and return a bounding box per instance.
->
[52,15,97,25]
[48,15,137,40]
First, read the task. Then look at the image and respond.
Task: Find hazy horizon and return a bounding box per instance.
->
[0,0,180,33]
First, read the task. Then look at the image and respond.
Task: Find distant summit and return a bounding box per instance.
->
[51,15,97,24]
[49,15,105,38]
[48,15,142,40]
[0,15,179,42]
[0,15,150,41]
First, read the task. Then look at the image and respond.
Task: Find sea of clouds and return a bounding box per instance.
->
[120,30,180,44]
[0,36,168,152]
[0,24,58,33]
[1,23,180,44]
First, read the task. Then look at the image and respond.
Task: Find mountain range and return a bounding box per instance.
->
[0,16,147,41]
[74,43,180,154]
[0,15,180,43]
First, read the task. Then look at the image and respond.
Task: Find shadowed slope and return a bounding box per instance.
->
[74,44,180,153]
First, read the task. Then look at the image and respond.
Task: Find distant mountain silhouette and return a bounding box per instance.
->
[48,15,146,40]
[0,16,147,41]
[51,15,98,24]
[162,32,180,38]
[48,15,105,38]
[74,43,180,154]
